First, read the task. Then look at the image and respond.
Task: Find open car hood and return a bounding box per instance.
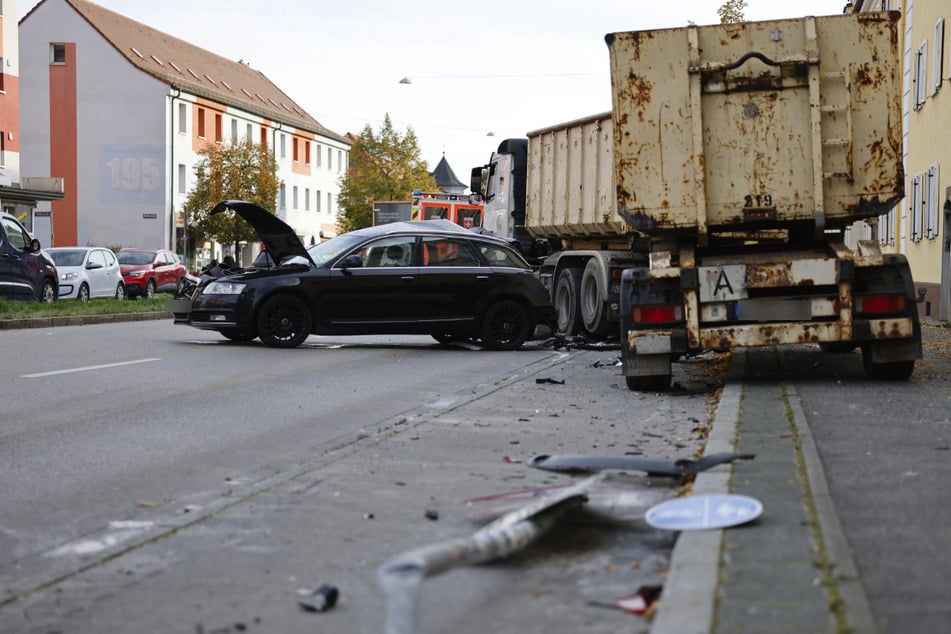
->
[211,200,314,266]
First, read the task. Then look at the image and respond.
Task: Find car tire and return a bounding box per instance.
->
[77,283,90,303]
[39,278,56,303]
[256,295,312,348]
[145,279,156,300]
[115,283,125,300]
[480,299,531,350]
[554,267,582,336]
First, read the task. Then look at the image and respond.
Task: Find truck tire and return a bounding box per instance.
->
[580,259,611,339]
[554,267,583,336]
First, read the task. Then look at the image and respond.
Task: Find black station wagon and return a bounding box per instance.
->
[170,200,556,349]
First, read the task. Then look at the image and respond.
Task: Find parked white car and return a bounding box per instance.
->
[46,247,125,301]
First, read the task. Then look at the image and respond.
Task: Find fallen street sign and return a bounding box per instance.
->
[645,494,763,530]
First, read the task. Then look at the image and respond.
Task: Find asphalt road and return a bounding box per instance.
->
[0,319,725,633]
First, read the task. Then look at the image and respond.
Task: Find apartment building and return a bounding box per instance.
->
[19,0,349,262]
[0,0,64,235]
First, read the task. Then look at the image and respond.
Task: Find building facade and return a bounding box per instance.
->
[0,0,64,236]
[20,0,349,265]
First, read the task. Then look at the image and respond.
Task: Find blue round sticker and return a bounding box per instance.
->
[645,494,763,530]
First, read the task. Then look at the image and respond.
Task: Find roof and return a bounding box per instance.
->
[34,0,349,145]
[431,156,466,190]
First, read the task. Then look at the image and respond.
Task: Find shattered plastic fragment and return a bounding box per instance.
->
[617,585,663,615]
[297,584,339,612]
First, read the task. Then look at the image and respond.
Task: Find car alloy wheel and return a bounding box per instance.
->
[115,283,125,300]
[145,279,156,299]
[256,295,312,348]
[480,300,531,350]
[40,279,56,303]
[77,283,90,302]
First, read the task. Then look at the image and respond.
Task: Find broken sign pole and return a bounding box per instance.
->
[377,474,603,634]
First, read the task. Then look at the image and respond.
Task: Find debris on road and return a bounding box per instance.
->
[378,474,603,634]
[645,494,763,530]
[297,583,339,612]
[527,452,755,480]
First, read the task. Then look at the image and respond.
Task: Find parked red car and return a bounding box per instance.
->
[116,248,187,299]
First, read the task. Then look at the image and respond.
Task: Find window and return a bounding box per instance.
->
[934,19,945,95]
[338,150,343,173]
[327,147,332,171]
[260,126,267,148]
[305,188,310,211]
[197,108,205,137]
[927,163,940,240]
[305,141,311,165]
[178,103,186,134]
[293,186,298,209]
[421,236,479,266]
[915,40,928,110]
[279,184,286,211]
[315,144,321,167]
[0,59,6,92]
[51,43,66,64]
[231,119,238,144]
[0,130,5,167]
[878,209,896,247]
[178,164,186,194]
[327,192,332,214]
[316,191,322,213]
[215,113,222,142]
[910,172,923,242]
[280,134,286,159]
[246,123,253,142]
[293,137,299,162]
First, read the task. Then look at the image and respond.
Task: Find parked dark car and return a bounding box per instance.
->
[117,248,187,299]
[169,200,556,349]
[0,211,58,302]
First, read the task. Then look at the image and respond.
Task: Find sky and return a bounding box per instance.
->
[21,0,848,188]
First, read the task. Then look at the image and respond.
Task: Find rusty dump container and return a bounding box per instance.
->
[605,12,903,238]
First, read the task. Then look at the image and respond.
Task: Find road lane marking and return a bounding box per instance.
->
[20,358,161,378]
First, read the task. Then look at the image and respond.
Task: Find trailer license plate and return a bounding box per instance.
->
[699,265,747,302]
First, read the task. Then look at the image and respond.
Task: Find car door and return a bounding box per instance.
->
[413,235,493,330]
[154,251,173,292]
[0,215,37,300]
[313,236,421,332]
[100,249,120,296]
[86,249,108,297]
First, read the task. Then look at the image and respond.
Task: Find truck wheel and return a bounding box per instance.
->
[626,374,672,391]
[580,259,611,339]
[554,267,582,336]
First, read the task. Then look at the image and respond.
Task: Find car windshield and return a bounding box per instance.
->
[47,249,86,267]
[306,233,367,266]
[117,251,155,265]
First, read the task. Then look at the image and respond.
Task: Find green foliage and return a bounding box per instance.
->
[185,139,281,247]
[0,295,172,319]
[718,0,747,23]
[337,114,438,232]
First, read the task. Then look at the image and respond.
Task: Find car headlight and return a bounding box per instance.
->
[126,270,146,278]
[203,281,246,295]
[60,272,78,281]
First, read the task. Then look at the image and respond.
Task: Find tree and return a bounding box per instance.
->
[184,139,280,262]
[718,0,747,23]
[336,114,437,232]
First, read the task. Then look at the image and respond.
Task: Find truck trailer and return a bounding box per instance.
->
[473,11,921,390]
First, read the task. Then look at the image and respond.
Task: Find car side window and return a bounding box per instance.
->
[479,243,527,268]
[89,250,106,267]
[1,217,29,251]
[359,237,415,267]
[103,250,117,267]
[420,236,480,267]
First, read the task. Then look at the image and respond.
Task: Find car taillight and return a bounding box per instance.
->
[632,304,683,324]
[855,294,906,315]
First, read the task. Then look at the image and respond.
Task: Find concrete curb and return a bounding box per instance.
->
[0,311,170,330]
[650,348,745,634]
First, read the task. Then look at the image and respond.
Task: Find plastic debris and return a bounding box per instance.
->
[297,584,339,612]
[617,585,663,615]
[527,452,755,479]
[535,378,565,385]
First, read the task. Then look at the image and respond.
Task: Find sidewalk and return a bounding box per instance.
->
[652,347,874,634]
